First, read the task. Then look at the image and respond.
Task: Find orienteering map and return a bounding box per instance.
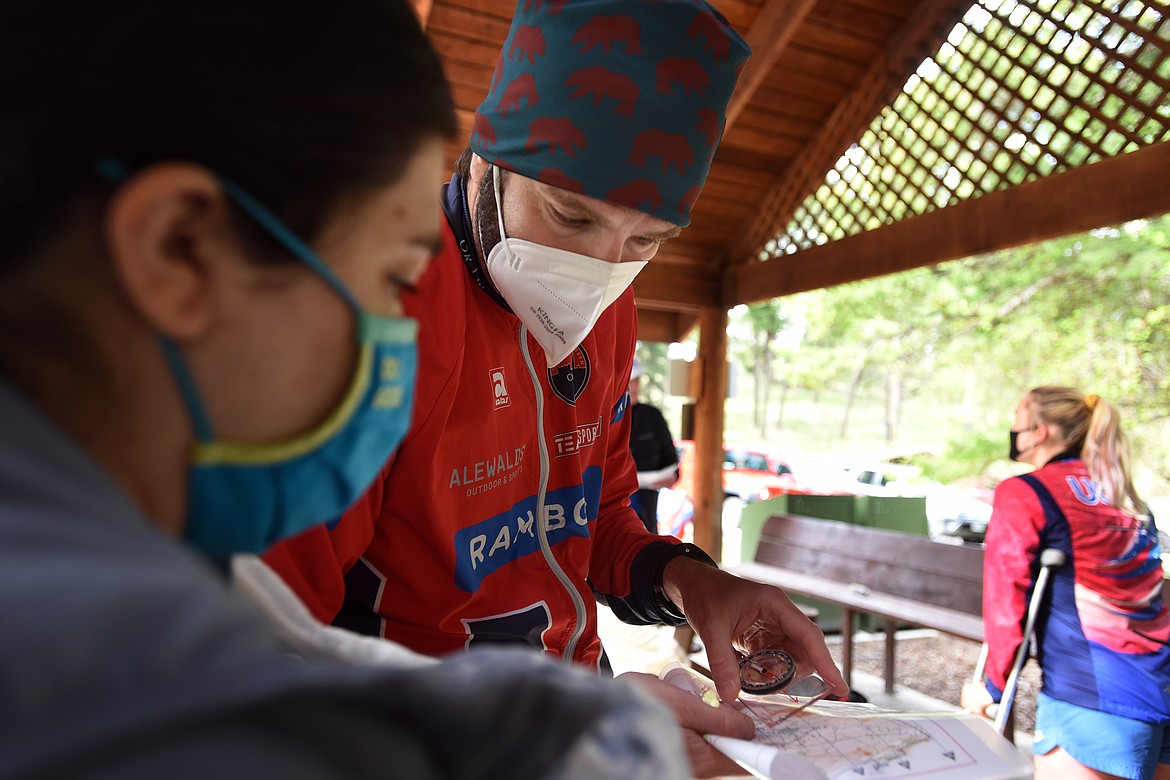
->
[662,665,1031,780]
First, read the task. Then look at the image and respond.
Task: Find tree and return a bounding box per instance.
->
[720,214,1170,497]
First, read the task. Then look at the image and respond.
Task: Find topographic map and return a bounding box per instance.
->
[662,665,1032,780]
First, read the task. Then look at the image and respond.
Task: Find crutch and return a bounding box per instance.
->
[971,547,1067,736]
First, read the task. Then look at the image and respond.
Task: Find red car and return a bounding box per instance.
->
[658,441,811,539]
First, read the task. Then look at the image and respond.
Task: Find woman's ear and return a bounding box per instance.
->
[1033,422,1051,447]
[102,163,238,340]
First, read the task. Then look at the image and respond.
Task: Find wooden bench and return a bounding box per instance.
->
[729,514,984,694]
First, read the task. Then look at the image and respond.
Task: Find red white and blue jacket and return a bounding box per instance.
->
[264,175,690,667]
[983,455,1170,723]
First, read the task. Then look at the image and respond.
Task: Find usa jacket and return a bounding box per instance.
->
[983,455,1170,723]
[265,175,691,667]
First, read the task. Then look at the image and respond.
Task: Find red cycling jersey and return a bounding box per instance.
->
[265,176,686,666]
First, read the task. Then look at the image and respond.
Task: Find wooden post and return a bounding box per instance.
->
[691,306,728,560]
[884,617,897,695]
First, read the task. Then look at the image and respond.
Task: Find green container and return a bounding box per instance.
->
[863,495,928,535]
[787,493,868,525]
[738,495,788,563]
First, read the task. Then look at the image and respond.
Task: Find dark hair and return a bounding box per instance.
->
[0,0,456,269]
[455,148,474,179]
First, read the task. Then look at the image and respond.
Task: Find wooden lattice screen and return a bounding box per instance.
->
[759,0,1170,262]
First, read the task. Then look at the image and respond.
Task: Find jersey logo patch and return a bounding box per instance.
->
[489,367,511,409]
[554,417,601,458]
[611,390,630,424]
[548,346,590,406]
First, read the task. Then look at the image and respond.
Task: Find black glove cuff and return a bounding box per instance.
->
[650,543,718,622]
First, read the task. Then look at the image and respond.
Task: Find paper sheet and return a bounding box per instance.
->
[662,664,1032,780]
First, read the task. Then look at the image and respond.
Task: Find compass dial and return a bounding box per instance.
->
[738,648,797,694]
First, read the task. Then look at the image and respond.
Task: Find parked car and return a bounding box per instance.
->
[676,440,804,504]
[925,486,994,543]
[657,440,811,540]
[841,462,925,497]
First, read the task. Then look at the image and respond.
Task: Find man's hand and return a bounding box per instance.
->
[620,672,754,778]
[662,556,850,704]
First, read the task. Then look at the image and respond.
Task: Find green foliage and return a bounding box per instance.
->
[635,342,671,407]
[723,214,1170,497]
[913,431,1005,485]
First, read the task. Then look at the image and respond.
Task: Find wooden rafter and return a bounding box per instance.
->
[633,263,721,311]
[725,140,1170,304]
[723,0,819,133]
[636,309,698,344]
[726,0,973,266]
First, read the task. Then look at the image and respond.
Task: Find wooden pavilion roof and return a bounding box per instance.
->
[416,0,1170,344]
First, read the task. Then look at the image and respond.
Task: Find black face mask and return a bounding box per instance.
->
[1009,429,1035,461]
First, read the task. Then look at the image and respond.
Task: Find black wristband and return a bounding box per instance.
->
[651,543,717,621]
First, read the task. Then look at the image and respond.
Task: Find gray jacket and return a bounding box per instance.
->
[0,381,686,780]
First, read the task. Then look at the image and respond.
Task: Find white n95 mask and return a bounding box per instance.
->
[484,166,646,367]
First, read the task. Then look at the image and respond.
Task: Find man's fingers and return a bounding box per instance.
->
[659,679,754,738]
[758,610,850,697]
[792,635,849,696]
[702,635,746,704]
[622,672,754,739]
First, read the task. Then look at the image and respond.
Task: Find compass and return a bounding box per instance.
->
[738,648,797,694]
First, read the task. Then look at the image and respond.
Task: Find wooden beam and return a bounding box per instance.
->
[412,0,434,28]
[691,307,729,560]
[634,308,699,344]
[725,141,1170,304]
[727,0,973,265]
[635,309,686,344]
[723,0,819,133]
[633,263,721,310]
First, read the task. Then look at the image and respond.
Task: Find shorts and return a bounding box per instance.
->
[1033,693,1170,780]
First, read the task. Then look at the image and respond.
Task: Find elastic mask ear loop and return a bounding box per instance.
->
[491,165,509,245]
[94,158,219,441]
[159,338,216,441]
[218,179,362,320]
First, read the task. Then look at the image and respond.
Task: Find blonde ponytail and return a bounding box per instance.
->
[1081,398,1148,519]
[1028,387,1148,518]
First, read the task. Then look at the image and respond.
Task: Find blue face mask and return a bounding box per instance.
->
[160,177,418,557]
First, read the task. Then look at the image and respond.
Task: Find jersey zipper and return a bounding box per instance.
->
[519,325,588,663]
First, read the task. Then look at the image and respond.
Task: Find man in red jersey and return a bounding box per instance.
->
[266,0,847,770]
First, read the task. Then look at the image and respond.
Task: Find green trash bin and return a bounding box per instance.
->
[863,495,929,536]
[738,494,787,563]
[787,493,868,525]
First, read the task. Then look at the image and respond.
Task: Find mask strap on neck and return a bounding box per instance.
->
[491,165,509,242]
[158,337,216,441]
[95,159,219,442]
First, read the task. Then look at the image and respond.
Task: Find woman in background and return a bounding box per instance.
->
[965,387,1170,780]
[0,1,685,777]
